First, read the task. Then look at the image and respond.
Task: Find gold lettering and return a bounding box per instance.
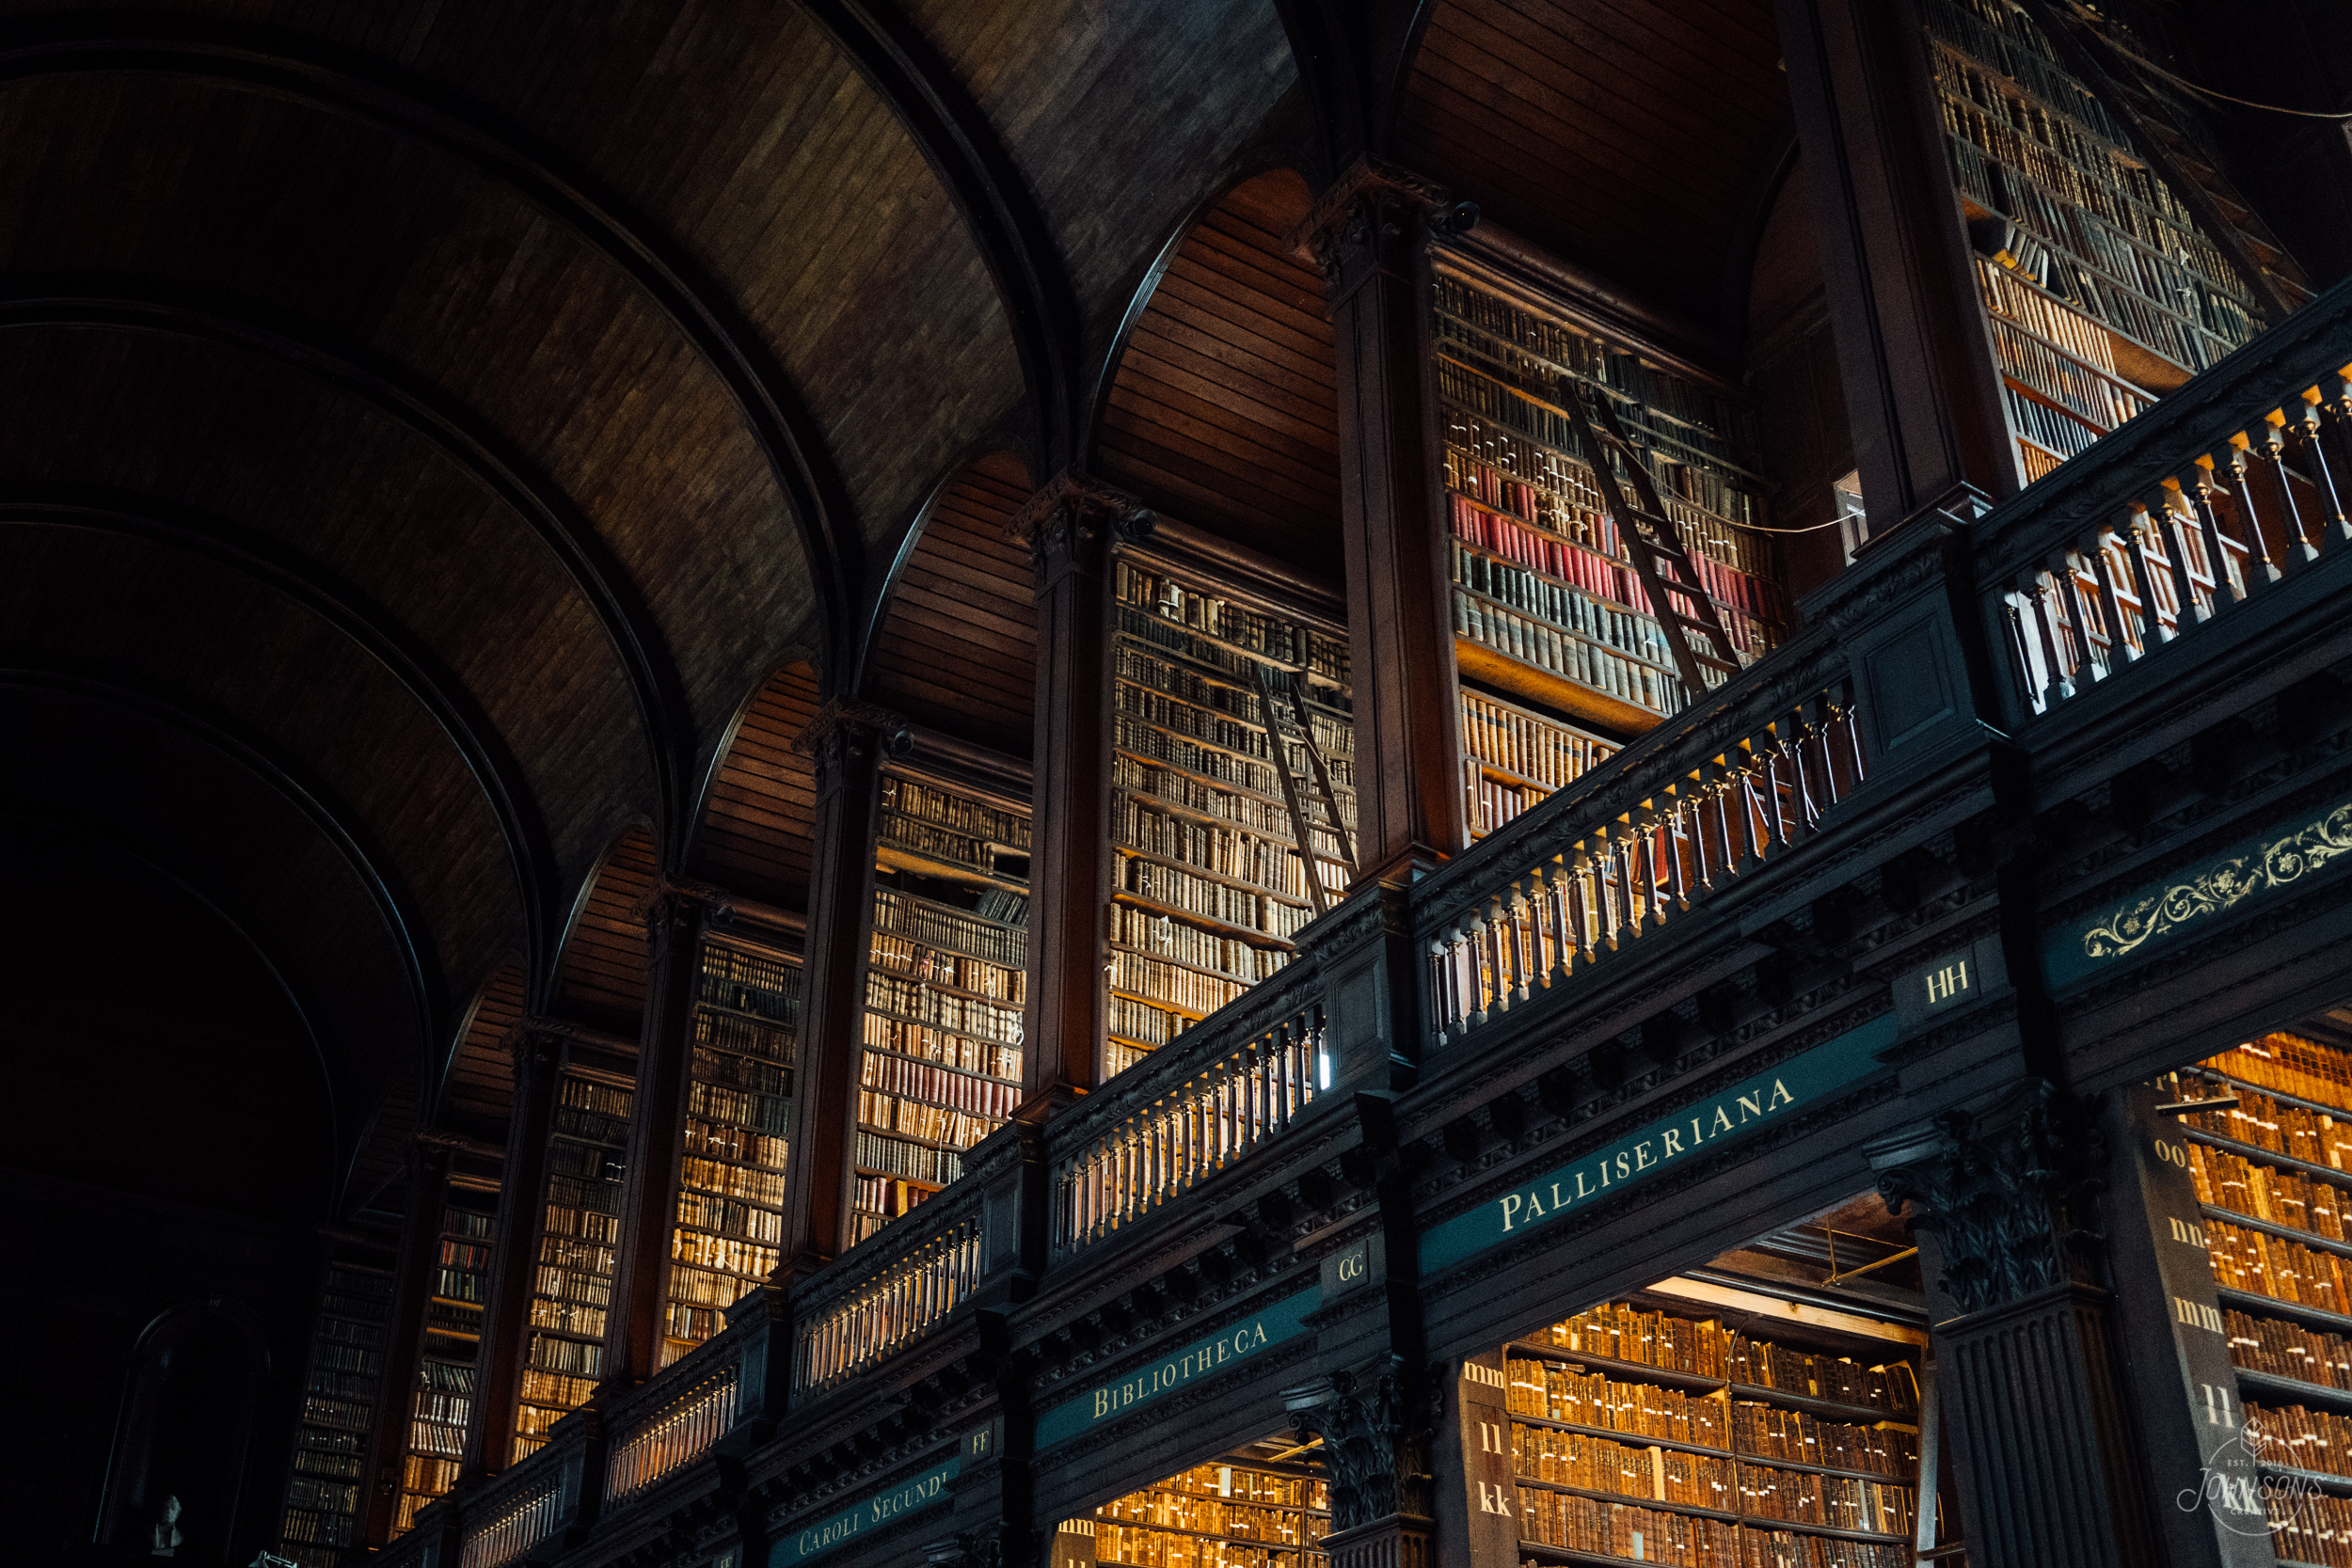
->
[1767,1079,1793,1110]
[1661,1129,1683,1156]
[1634,1141,1655,1170]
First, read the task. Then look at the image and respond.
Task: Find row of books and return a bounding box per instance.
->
[698,1008,795,1065]
[2183,1084,2352,1177]
[1430,273,1764,479]
[1118,799,1322,902]
[1108,948,1246,1020]
[1469,771,1543,839]
[1115,755,1352,858]
[854,1128,962,1186]
[680,1117,788,1172]
[881,775,1030,850]
[670,1263,754,1309]
[1512,1363,1725,1448]
[1462,689,1615,790]
[408,1388,470,1429]
[280,1260,390,1560]
[870,932,1025,1003]
[682,1154,786,1206]
[1118,857,1316,939]
[1513,1424,1915,1534]
[675,1189,783,1243]
[292,1428,365,1481]
[668,1304,723,1342]
[1106,994,1184,1050]
[519,1369,596,1408]
[700,942,801,1023]
[1117,714,1323,809]
[310,1341,382,1375]
[2191,1140,2349,1240]
[671,1227,779,1277]
[1454,592,1687,717]
[1110,904,1289,986]
[867,970,1025,1046]
[687,1079,792,1137]
[880,813,1014,879]
[1516,1489,1912,1567]
[1118,563,1350,683]
[1454,542,1729,670]
[2270,1490,2352,1568]
[2246,1398,2352,1479]
[538,1233,613,1275]
[2227,1306,2352,1390]
[1091,1525,1315,1568]
[1097,1496,1321,1544]
[534,1264,613,1307]
[528,1330,602,1375]
[1116,644,1280,736]
[859,1089,996,1152]
[2204,1218,2352,1313]
[529,1297,604,1338]
[2001,385,2102,465]
[548,1173,621,1215]
[1118,680,1313,775]
[1988,315,2152,434]
[2205,1035,2352,1107]
[1534,1309,1920,1416]
[1976,260,2118,372]
[1447,461,1786,629]
[861,1048,1023,1117]
[864,1012,1024,1080]
[1115,655,1354,769]
[692,1045,791,1099]
[873,887,1026,969]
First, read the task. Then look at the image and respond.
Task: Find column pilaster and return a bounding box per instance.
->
[359,1138,453,1542]
[465,1022,564,1478]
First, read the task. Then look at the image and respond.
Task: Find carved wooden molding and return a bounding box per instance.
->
[1288,158,1478,306]
[1004,468,1154,581]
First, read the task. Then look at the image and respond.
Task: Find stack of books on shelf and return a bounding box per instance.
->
[1431,263,1786,818]
[2168,1032,2352,1567]
[1506,1302,1922,1568]
[1093,1455,1331,1568]
[517,1071,631,1461]
[1108,562,1354,1075]
[278,1257,392,1566]
[1919,0,2262,482]
[854,773,1031,1242]
[391,1198,496,1534]
[662,939,799,1367]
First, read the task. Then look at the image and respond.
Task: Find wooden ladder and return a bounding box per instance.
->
[1254,665,1357,918]
[1556,379,1743,704]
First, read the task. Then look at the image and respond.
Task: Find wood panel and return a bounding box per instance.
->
[551,824,657,1035]
[442,958,527,1144]
[693,663,822,909]
[868,452,1036,756]
[1098,170,1341,572]
[1399,0,1792,318]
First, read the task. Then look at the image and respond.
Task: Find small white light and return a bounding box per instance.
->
[1318,1051,1331,1091]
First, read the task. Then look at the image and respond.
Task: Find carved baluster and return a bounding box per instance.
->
[2288,389,2352,545]
[2212,445,2277,594]
[2120,505,2173,647]
[2082,531,2135,670]
[2253,416,2320,566]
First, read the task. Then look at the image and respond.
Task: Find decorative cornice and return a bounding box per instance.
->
[1285,1360,1436,1533]
[1289,158,1478,307]
[793,697,912,796]
[630,875,733,933]
[1004,468,1154,579]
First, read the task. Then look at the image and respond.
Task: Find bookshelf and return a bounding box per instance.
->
[856,769,1030,1241]
[1431,261,1788,793]
[2169,1033,2352,1565]
[516,1070,632,1462]
[278,1255,393,1566]
[391,1190,498,1533]
[1918,0,2262,483]
[662,938,800,1367]
[1505,1300,1924,1568]
[1109,560,1355,1075]
[1092,1442,1332,1568]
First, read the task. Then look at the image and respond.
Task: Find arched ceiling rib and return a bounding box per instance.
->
[1096,169,1340,571]
[552,824,660,1037]
[862,453,1037,757]
[690,664,824,911]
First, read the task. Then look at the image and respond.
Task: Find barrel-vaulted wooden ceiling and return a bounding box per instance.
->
[0,0,1798,1214]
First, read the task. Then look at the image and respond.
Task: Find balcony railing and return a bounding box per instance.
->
[1980,295,2352,723]
[454,1464,564,1568]
[794,1185,984,1394]
[601,1348,739,1508]
[1419,661,1866,1045]
[1053,969,1325,1254]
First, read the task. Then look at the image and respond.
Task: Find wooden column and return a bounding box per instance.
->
[358,1138,452,1542]
[1297,160,1473,879]
[598,880,716,1390]
[1773,0,2019,532]
[778,700,898,1269]
[1009,473,1153,1101]
[464,1023,561,1479]
[1874,1084,2160,1568]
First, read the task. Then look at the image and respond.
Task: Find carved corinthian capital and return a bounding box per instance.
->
[793,698,910,799]
[1874,1080,2103,1317]
[1286,1362,1436,1536]
[1005,469,1155,588]
[1290,158,1479,308]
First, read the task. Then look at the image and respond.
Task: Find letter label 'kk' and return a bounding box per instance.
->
[1476,1481,1513,1516]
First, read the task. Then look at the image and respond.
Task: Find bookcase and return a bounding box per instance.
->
[2169,1033,2352,1567]
[856,768,1030,1239]
[1918,0,2262,483]
[516,1069,632,1462]
[1431,258,1788,817]
[1092,1446,1332,1568]
[663,937,799,1367]
[277,1254,393,1565]
[1503,1297,1924,1568]
[391,1187,499,1533]
[1109,559,1354,1075]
